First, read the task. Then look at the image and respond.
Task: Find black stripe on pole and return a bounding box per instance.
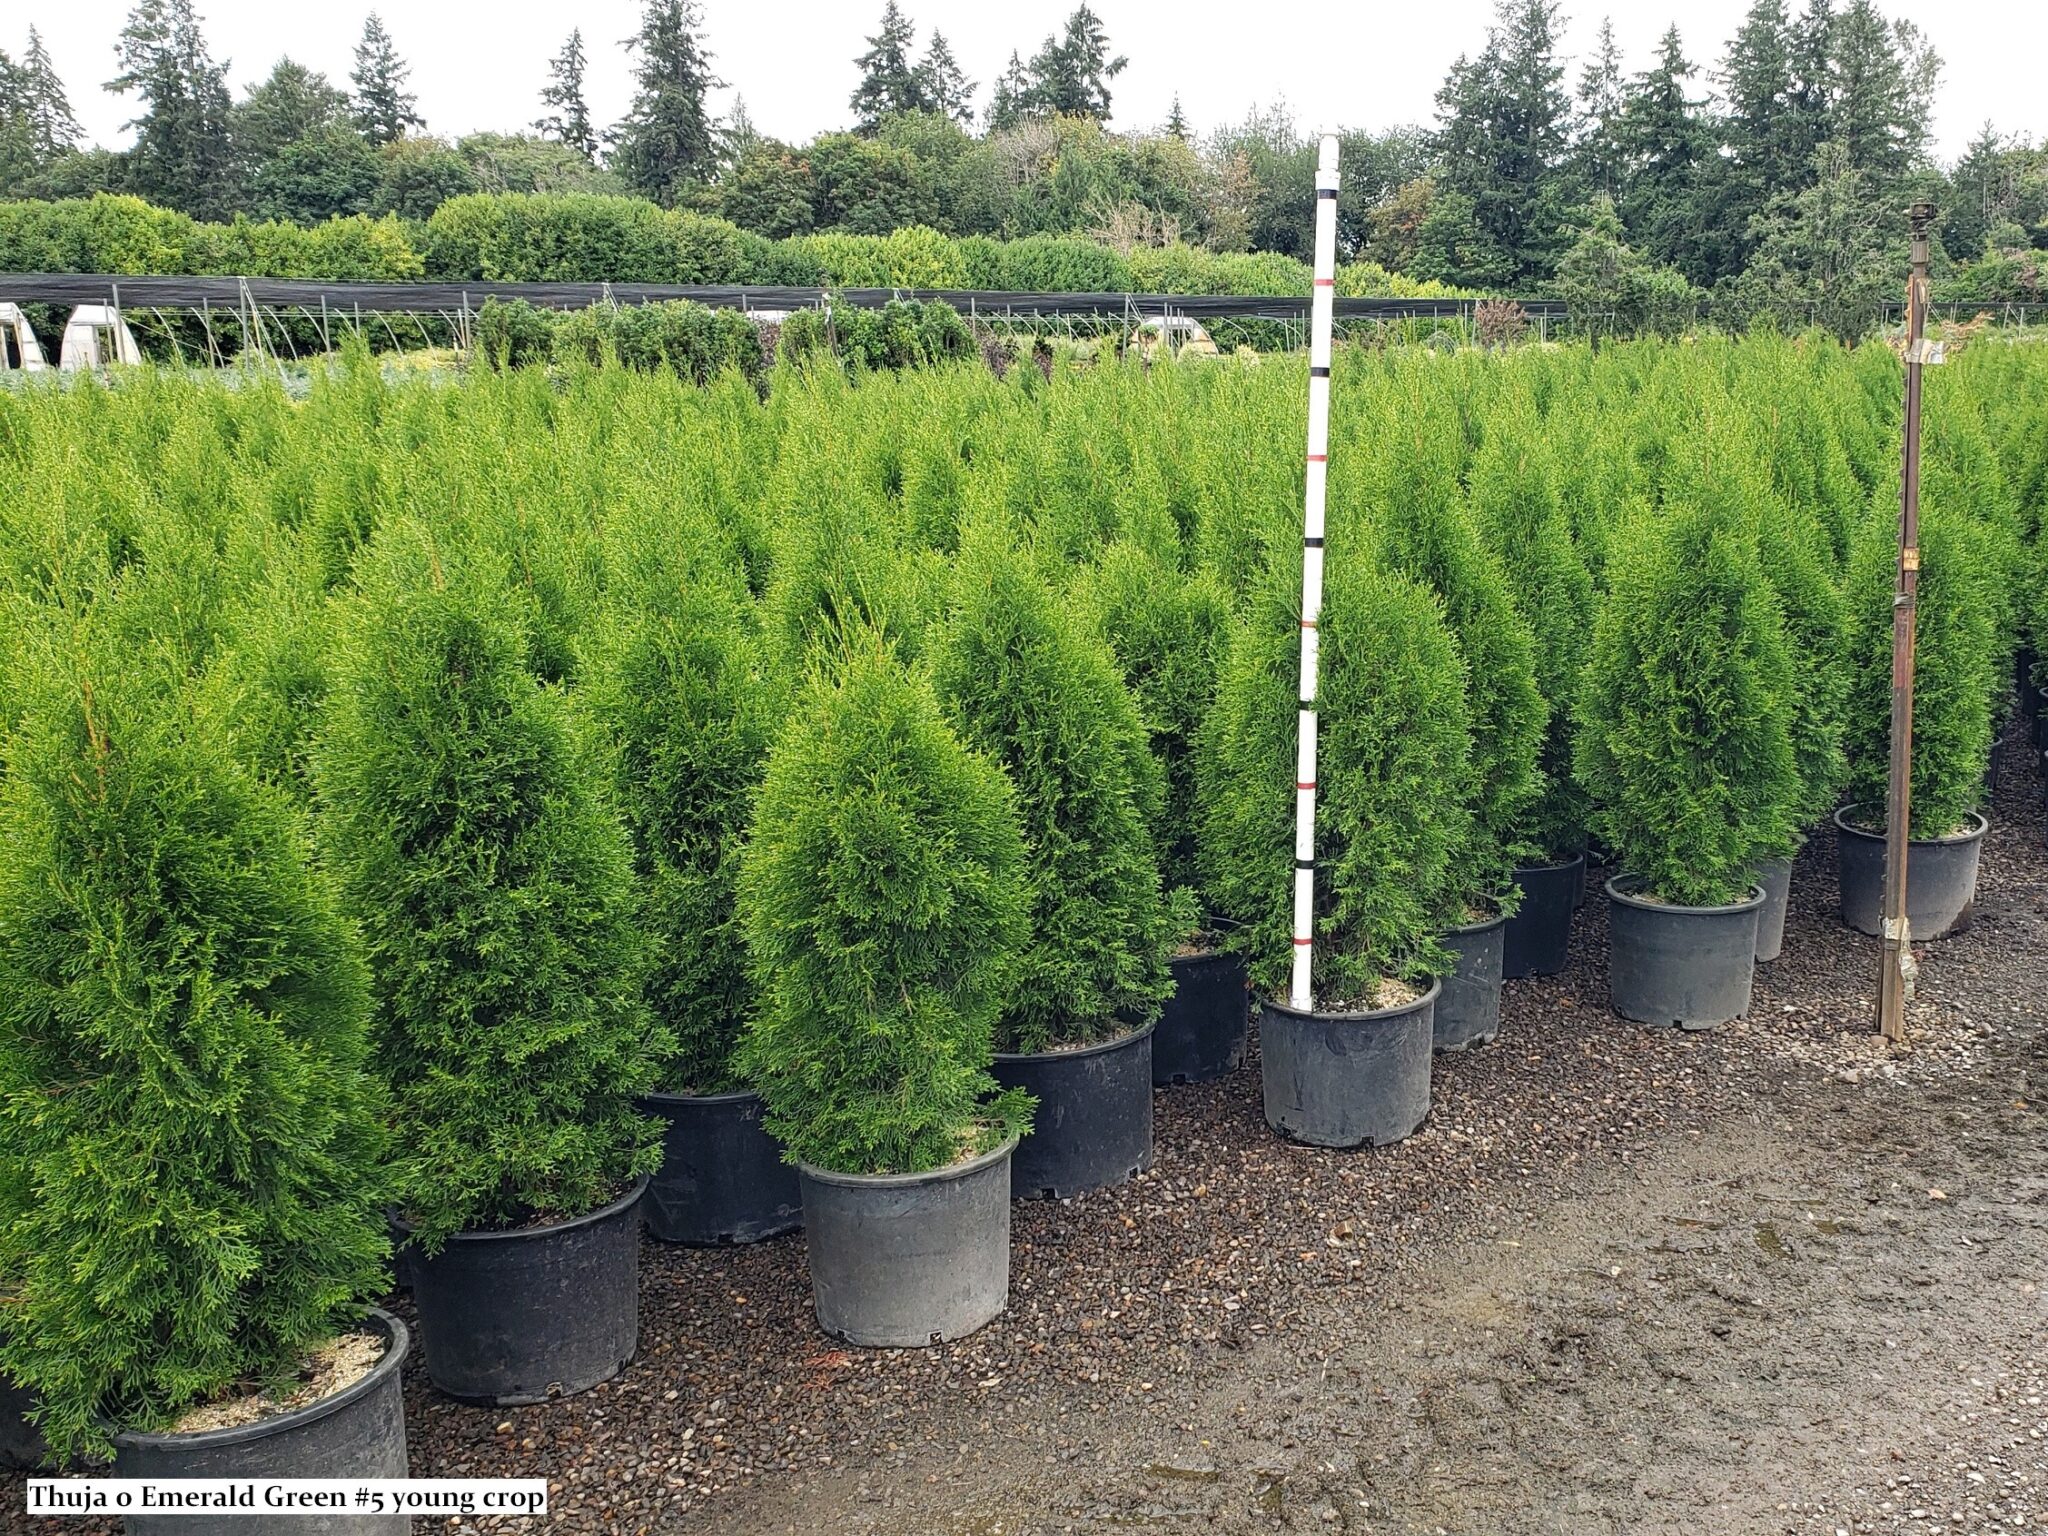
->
[1304,535,1325,548]
[1295,858,1314,870]
[1310,365,1330,377]
[1317,188,1338,200]
[1298,698,1315,710]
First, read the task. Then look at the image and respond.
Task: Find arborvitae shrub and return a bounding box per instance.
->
[1467,420,1596,861]
[0,638,386,1460]
[736,646,1032,1174]
[1575,495,1801,905]
[1075,539,1233,918]
[1750,498,1850,837]
[933,530,1172,1052]
[584,566,771,1094]
[1361,422,1545,908]
[314,524,664,1246]
[1201,563,1476,1002]
[1841,504,2000,838]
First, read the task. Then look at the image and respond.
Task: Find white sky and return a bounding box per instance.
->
[21,1,2048,166]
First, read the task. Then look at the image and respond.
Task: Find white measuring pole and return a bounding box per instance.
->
[1290,135,1340,1013]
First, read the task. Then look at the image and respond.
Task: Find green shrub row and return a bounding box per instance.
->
[0,192,1469,297]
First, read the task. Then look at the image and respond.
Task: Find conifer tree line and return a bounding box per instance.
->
[0,0,2042,310]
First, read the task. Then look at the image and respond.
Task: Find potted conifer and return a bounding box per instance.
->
[1748,504,1849,962]
[0,640,405,1529]
[1836,506,1999,939]
[585,563,798,1246]
[1469,420,1598,979]
[1576,492,1801,1029]
[738,646,1032,1347]
[934,531,1174,1199]
[315,526,666,1405]
[1367,435,1545,1050]
[1078,539,1249,1086]
[1202,563,1475,1148]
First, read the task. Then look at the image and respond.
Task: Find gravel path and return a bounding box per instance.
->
[7,736,2045,1535]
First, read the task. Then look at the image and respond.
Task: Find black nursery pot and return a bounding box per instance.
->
[1606,876,1762,1031]
[1152,950,1250,1085]
[798,1139,1015,1348]
[1260,979,1436,1149]
[1753,851,1795,964]
[110,1310,411,1536]
[1503,853,1583,979]
[1435,914,1506,1051]
[2,1369,48,1472]
[993,1020,1155,1199]
[1834,805,1988,941]
[404,1178,645,1405]
[640,1090,802,1246]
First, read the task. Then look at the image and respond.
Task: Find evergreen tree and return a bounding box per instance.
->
[1430,0,1576,281]
[1618,25,1709,275]
[1784,0,1836,180]
[1165,93,1189,140]
[850,2,927,132]
[534,29,597,161]
[736,646,1032,1176]
[1021,5,1127,120]
[986,50,1030,131]
[1732,138,1897,340]
[349,14,421,146]
[313,524,665,1246]
[932,529,1171,1053]
[1828,0,1938,188]
[108,0,236,219]
[0,636,387,1462]
[14,27,82,163]
[915,32,975,127]
[1720,0,1796,193]
[612,0,724,205]
[232,58,350,167]
[1574,17,1626,204]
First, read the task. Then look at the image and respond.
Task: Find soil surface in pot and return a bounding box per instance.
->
[1272,975,1423,1013]
[23,735,2047,1536]
[169,1332,383,1436]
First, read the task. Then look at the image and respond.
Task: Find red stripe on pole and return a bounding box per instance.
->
[1292,936,1314,946]
[1307,453,1327,462]
[1295,780,1315,791]
[1313,278,1335,287]
[1300,618,1317,629]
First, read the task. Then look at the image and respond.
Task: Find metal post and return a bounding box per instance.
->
[1289,135,1340,1013]
[1877,200,1935,1045]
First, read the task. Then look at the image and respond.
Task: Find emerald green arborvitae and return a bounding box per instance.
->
[1074,537,1231,926]
[933,530,1173,1052]
[584,566,771,1093]
[1201,562,1476,1003]
[1575,492,1802,906]
[1841,504,1999,839]
[313,525,664,1247]
[0,641,387,1462]
[1363,422,1546,910]
[1467,415,1597,863]
[1750,496,1850,839]
[736,646,1032,1175]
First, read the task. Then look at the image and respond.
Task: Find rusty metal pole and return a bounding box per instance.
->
[1877,201,1935,1044]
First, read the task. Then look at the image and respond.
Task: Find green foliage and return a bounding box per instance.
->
[1075,539,1233,911]
[1201,563,1476,1001]
[0,634,386,1461]
[932,531,1171,1052]
[1574,487,1802,905]
[1841,504,1999,839]
[583,563,771,1093]
[551,299,766,384]
[313,524,664,1246]
[1467,415,1596,859]
[736,647,1032,1175]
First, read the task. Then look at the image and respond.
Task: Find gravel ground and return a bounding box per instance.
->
[7,733,2045,1536]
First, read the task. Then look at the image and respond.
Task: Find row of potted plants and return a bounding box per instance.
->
[1,338,2040,1520]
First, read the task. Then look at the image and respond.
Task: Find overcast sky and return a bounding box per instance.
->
[22,1,2048,166]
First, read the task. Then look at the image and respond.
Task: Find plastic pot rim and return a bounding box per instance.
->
[1606,873,1764,917]
[1833,804,1989,848]
[109,1309,408,1455]
[993,1016,1156,1067]
[638,1087,759,1111]
[392,1175,649,1247]
[797,1136,1020,1192]
[1447,912,1509,939]
[1513,850,1588,877]
[1262,974,1443,1024]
